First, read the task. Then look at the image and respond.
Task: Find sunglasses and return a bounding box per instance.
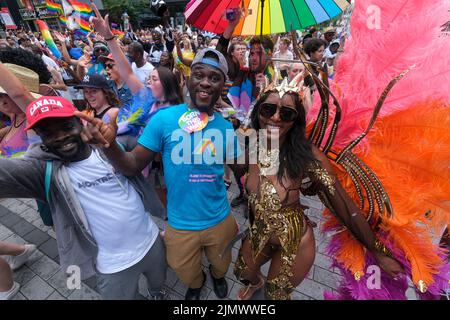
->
[104,63,115,69]
[259,103,298,122]
[94,47,107,53]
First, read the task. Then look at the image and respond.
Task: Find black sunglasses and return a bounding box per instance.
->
[94,47,107,53]
[259,103,298,122]
[104,63,115,69]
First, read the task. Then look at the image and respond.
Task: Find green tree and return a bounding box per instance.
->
[102,0,149,29]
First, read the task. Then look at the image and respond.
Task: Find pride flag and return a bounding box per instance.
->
[112,29,125,39]
[68,0,92,14]
[36,19,62,59]
[59,15,67,27]
[59,0,93,37]
[46,0,62,14]
[77,17,91,36]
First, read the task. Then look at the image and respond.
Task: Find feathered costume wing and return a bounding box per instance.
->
[307,0,450,299]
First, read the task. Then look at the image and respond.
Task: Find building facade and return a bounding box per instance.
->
[0,0,104,31]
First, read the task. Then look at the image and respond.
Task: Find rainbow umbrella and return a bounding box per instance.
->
[185,0,351,35]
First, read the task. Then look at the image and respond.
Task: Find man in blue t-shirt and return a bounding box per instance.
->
[78,48,242,300]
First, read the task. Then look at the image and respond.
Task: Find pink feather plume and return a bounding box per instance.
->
[308,0,450,150]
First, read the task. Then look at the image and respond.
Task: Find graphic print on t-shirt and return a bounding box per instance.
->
[76,173,115,189]
[193,138,216,157]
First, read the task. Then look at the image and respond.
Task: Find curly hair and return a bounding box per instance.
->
[250,91,316,182]
[303,38,327,56]
[0,47,52,84]
[249,36,274,54]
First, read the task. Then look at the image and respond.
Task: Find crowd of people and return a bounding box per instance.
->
[0,2,447,302]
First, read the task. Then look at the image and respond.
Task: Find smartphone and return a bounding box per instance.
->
[225,8,237,21]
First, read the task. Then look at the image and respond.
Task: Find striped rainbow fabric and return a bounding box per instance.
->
[46,0,63,14]
[185,0,351,35]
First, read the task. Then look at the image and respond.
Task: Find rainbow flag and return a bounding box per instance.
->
[59,15,67,27]
[36,19,62,59]
[112,29,125,39]
[46,0,62,14]
[59,0,93,36]
[78,17,91,34]
[68,0,92,14]
[78,11,93,21]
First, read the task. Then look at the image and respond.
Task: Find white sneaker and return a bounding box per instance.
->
[0,281,20,300]
[4,244,37,271]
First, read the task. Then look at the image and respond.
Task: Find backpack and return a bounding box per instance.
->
[36,160,53,226]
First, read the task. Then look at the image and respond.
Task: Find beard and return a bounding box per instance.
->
[189,88,221,115]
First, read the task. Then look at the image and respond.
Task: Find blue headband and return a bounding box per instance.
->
[199,57,221,71]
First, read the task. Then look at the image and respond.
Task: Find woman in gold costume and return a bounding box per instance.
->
[233,78,404,300]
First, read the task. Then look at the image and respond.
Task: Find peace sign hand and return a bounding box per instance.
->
[89,1,114,40]
[74,109,119,148]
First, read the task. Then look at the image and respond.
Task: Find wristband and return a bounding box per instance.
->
[105,35,116,41]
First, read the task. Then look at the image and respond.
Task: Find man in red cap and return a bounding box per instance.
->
[0,96,169,300]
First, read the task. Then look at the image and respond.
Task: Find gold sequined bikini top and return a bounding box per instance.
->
[247,175,305,259]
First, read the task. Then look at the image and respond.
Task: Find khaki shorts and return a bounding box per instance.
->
[164,214,238,288]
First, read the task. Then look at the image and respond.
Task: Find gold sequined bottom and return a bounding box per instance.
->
[266,276,295,300]
[233,246,297,300]
[236,176,305,300]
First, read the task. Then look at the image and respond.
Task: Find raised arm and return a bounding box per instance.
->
[173,32,193,66]
[0,61,35,113]
[86,31,94,49]
[89,3,144,94]
[48,66,67,91]
[75,110,156,176]
[222,9,242,41]
[53,31,79,66]
[162,11,175,53]
[216,9,241,57]
[0,157,45,200]
[308,146,404,277]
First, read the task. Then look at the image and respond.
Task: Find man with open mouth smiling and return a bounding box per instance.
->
[79,12,243,299]
[0,95,169,300]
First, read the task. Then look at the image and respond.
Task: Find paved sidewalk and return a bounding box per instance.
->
[0,184,418,300]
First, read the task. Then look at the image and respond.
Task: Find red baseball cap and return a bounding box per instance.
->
[25,96,77,131]
[98,53,115,64]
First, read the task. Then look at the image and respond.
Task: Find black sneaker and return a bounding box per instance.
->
[209,265,228,298]
[185,271,206,300]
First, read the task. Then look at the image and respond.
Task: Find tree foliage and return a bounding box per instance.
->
[102,0,149,28]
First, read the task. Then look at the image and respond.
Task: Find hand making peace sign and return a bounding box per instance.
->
[88,1,114,40]
[74,109,119,148]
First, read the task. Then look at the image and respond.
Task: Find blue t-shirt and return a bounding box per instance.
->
[113,82,133,107]
[138,104,241,230]
[87,62,107,77]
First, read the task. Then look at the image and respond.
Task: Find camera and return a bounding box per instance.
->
[225,8,238,21]
[151,0,168,17]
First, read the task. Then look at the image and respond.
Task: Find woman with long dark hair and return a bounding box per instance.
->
[233,81,403,300]
[146,66,183,114]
